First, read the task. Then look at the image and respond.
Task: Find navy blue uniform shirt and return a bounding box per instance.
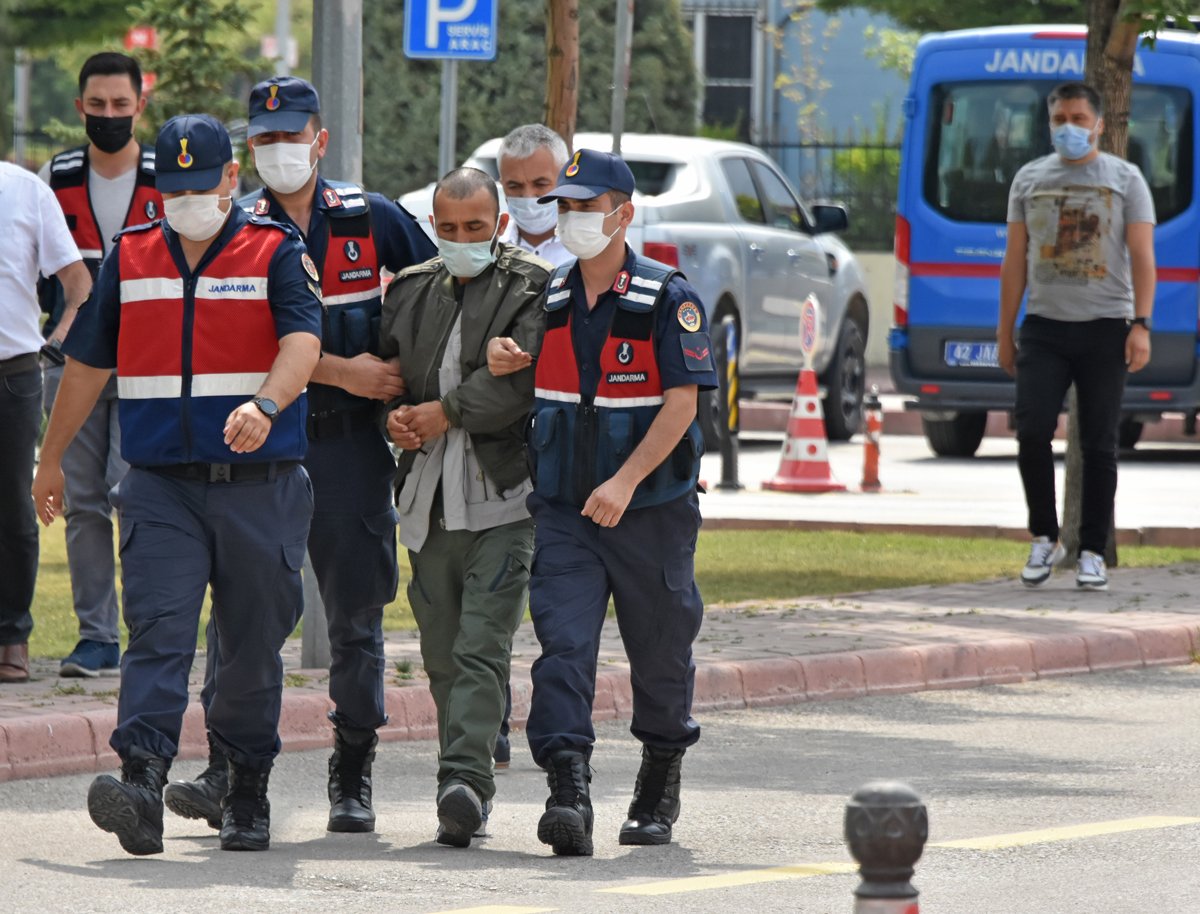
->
[567,246,719,397]
[64,206,322,369]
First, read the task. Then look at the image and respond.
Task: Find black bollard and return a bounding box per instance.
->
[844,781,928,913]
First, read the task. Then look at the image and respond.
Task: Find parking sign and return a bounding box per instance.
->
[404,0,499,61]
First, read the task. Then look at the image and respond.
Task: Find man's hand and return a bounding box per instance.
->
[487,337,533,377]
[387,401,449,449]
[338,353,407,400]
[223,402,273,454]
[31,461,66,527]
[581,474,638,528]
[1126,325,1151,373]
[997,330,1017,377]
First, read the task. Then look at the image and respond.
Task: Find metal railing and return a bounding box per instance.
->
[8,132,60,172]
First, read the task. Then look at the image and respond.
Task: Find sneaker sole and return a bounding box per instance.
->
[436,788,482,848]
[88,777,163,856]
[164,783,223,830]
[1077,580,1109,591]
[59,663,100,679]
[537,808,593,856]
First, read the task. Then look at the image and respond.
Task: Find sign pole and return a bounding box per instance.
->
[610,0,634,155]
[438,58,459,178]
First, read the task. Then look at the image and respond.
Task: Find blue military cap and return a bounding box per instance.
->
[155,114,233,194]
[538,148,636,202]
[248,76,321,138]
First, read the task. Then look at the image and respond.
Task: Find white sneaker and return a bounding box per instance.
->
[1076,550,1109,591]
[1021,536,1066,586]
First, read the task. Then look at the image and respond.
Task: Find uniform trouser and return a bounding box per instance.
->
[407,496,533,803]
[525,491,704,767]
[0,365,41,646]
[200,424,398,731]
[111,466,312,769]
[1015,316,1128,555]
[43,367,127,644]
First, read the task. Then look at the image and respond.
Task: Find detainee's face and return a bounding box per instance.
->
[76,74,145,124]
[499,146,560,199]
[1049,97,1103,136]
[431,187,509,243]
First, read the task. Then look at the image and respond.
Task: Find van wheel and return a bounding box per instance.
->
[923,412,987,457]
[822,319,866,441]
[698,314,739,452]
[1118,417,1144,449]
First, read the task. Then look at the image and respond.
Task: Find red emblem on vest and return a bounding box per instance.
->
[323,188,342,208]
[613,271,630,294]
[254,197,270,216]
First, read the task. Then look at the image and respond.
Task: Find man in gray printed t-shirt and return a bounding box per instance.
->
[997,80,1156,593]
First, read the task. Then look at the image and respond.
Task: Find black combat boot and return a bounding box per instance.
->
[537,750,593,856]
[327,724,378,833]
[220,760,272,851]
[87,748,170,856]
[618,745,685,846]
[164,733,228,829]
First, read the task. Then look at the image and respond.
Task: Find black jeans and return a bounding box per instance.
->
[0,365,43,644]
[1014,316,1128,555]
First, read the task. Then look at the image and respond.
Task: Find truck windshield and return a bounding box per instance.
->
[923,80,1194,223]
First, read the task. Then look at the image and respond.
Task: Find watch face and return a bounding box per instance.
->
[255,397,279,418]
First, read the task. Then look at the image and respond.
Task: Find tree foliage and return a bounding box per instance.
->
[363,0,697,198]
[4,0,130,48]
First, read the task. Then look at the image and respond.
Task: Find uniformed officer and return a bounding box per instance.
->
[32,114,322,856]
[163,77,435,836]
[487,149,717,856]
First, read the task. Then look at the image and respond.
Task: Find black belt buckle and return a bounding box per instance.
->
[208,463,232,483]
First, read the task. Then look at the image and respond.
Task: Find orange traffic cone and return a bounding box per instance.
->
[763,369,845,493]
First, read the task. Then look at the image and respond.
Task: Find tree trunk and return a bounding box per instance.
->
[1064,0,1138,566]
[545,0,580,152]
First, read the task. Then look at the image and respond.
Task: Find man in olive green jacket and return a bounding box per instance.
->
[378,167,549,848]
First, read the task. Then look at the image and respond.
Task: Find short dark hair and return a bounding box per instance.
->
[79,52,143,98]
[434,166,500,217]
[309,113,323,133]
[1048,82,1103,118]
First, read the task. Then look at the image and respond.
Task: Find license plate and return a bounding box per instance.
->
[944,341,999,368]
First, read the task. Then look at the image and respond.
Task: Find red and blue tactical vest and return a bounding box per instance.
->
[531,256,703,510]
[114,221,307,465]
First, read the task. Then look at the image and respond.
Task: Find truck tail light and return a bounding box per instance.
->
[893,215,910,328]
[643,242,680,268]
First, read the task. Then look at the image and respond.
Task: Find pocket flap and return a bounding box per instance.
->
[282,539,308,572]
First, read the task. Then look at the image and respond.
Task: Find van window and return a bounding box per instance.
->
[720,157,765,223]
[923,81,1193,223]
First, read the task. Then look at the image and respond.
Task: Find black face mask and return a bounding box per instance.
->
[85,114,134,154]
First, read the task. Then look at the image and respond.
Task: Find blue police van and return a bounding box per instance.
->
[890,25,1200,456]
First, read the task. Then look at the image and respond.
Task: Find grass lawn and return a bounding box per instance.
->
[28,523,1200,661]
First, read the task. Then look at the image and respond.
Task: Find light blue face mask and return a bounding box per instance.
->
[1052,122,1096,161]
[437,221,499,279]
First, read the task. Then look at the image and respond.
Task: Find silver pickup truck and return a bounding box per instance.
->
[400,132,871,446]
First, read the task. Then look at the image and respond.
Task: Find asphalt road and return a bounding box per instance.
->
[5,667,1200,913]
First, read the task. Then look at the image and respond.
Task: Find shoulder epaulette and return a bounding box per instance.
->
[393,257,445,282]
[138,144,156,175]
[49,145,87,177]
[320,180,369,216]
[544,262,574,311]
[498,244,553,282]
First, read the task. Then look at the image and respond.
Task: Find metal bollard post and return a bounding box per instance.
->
[860,384,883,492]
[300,550,331,669]
[844,781,928,913]
[716,317,743,491]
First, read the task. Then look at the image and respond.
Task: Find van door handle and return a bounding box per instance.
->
[748,243,764,257]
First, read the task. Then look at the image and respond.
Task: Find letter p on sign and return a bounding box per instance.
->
[427,0,477,48]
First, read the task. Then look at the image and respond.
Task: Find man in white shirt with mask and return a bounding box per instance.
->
[498,124,573,269]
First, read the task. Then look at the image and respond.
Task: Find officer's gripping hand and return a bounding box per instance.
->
[582,475,638,528]
[31,461,66,527]
[224,402,272,454]
[487,337,532,377]
[387,406,422,451]
[339,353,407,400]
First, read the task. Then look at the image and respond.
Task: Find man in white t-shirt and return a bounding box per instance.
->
[497,124,574,270]
[0,162,91,683]
[39,52,162,678]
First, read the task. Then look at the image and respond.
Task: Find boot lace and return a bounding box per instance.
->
[550,755,585,807]
[629,763,671,818]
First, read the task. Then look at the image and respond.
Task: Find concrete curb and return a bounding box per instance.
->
[2,620,1196,783]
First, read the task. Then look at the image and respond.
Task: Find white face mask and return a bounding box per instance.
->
[254,137,318,195]
[164,193,232,242]
[506,195,558,235]
[437,221,500,279]
[557,206,623,260]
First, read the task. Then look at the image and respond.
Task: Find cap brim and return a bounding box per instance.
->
[156,164,227,194]
[247,110,313,138]
[537,184,611,204]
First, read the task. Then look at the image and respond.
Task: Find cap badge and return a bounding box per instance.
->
[176,138,193,169]
[266,85,281,111]
[565,151,582,178]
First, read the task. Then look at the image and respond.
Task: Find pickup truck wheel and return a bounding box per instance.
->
[822,319,866,441]
[922,412,988,457]
[1118,417,1144,449]
[698,314,738,452]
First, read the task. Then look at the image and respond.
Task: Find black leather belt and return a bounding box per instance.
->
[307,407,376,440]
[0,352,39,377]
[143,461,300,483]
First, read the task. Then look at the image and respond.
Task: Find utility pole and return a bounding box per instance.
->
[312,0,363,183]
[13,49,31,166]
[274,0,292,77]
[438,60,458,179]
[545,0,580,152]
[610,0,634,155]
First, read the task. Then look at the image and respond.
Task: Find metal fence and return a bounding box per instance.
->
[762,140,900,252]
[8,132,59,172]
